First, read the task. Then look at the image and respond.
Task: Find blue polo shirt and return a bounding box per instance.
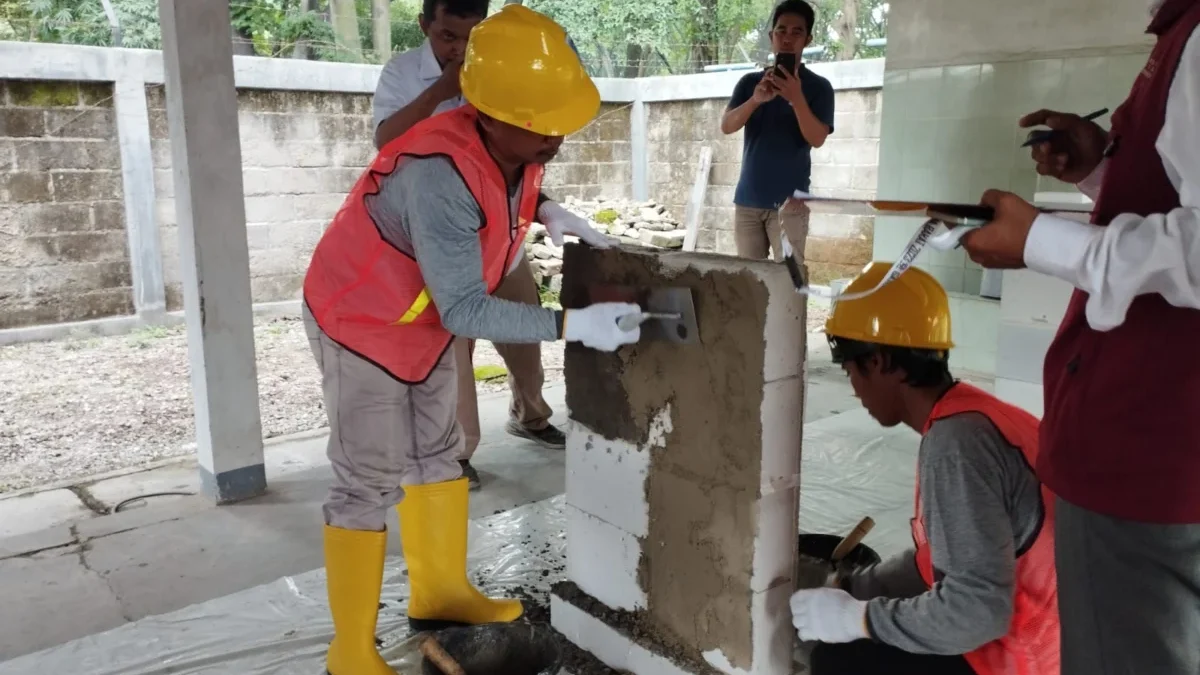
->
[729,67,835,209]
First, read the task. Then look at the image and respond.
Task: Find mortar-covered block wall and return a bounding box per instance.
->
[645,87,880,283]
[553,244,805,675]
[0,79,131,329]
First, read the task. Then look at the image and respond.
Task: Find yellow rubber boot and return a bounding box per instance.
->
[399,478,524,630]
[323,525,396,675]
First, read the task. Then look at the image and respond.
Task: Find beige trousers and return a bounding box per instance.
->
[454,255,553,460]
[303,306,463,532]
[733,204,810,262]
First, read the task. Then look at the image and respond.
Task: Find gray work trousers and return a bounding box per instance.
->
[303,307,463,532]
[1056,496,1200,675]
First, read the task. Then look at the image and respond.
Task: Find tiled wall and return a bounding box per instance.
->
[872,52,1150,294]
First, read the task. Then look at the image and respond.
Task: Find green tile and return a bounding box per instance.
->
[938,65,983,119]
[974,64,1002,115]
[907,67,945,120]
[900,167,939,200]
[1008,168,1039,200]
[1061,56,1111,111]
[918,262,967,292]
[991,60,1030,118]
[963,267,984,295]
[968,117,1021,170]
[1107,52,1149,91]
[882,70,913,120]
[873,216,920,260]
[1036,174,1078,193]
[1023,58,1067,112]
[876,164,904,197]
[971,167,1013,199]
[903,119,942,170]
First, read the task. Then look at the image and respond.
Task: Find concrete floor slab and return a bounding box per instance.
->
[0,547,126,660]
[0,489,93,539]
[84,464,201,512]
[0,341,991,662]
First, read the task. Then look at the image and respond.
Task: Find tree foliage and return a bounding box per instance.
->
[1,0,887,71]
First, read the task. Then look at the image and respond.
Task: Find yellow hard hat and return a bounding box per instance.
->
[824,262,954,351]
[460,5,600,137]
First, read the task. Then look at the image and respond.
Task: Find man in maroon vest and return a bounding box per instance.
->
[959,0,1200,672]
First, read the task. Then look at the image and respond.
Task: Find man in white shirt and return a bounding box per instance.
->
[373,0,611,490]
[959,0,1200,671]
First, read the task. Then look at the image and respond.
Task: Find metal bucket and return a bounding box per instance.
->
[420,622,563,675]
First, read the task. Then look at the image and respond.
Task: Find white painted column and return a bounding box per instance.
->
[158,0,266,503]
[113,76,166,318]
[629,96,649,202]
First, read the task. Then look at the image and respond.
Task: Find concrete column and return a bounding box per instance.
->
[552,246,807,675]
[158,0,266,503]
[629,96,649,202]
[113,76,166,318]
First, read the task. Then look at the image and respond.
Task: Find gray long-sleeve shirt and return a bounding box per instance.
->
[844,411,1044,655]
[366,156,559,343]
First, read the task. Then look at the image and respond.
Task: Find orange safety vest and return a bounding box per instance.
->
[302,105,541,383]
[913,383,1060,675]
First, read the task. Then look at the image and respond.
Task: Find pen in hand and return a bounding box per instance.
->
[1020,108,1109,147]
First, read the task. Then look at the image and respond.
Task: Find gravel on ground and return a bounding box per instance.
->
[0,300,828,493]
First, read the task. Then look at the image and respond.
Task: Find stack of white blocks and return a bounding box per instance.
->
[551,256,807,675]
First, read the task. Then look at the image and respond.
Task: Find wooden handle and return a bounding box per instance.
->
[830,517,875,563]
[419,635,466,675]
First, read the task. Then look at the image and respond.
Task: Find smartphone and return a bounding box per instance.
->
[773,52,797,77]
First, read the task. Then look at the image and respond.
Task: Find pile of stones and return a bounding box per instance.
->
[525,196,688,291]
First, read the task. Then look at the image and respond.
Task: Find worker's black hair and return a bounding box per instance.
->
[423,0,489,21]
[828,335,954,389]
[771,0,816,33]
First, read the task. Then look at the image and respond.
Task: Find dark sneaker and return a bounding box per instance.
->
[505,420,567,449]
[459,460,481,491]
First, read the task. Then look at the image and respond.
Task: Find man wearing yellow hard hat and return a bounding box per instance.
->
[789,264,1061,675]
[301,7,644,674]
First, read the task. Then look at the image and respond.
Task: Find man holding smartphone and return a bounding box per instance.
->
[720,0,835,262]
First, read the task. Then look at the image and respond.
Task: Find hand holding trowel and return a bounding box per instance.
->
[587,285,700,344]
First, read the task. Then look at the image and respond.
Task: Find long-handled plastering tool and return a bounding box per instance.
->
[587,284,699,344]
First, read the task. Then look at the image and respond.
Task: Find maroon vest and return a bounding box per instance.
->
[1037,0,1200,524]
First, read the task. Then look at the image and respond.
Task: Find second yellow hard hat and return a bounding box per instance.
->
[824,262,955,351]
[460,5,601,138]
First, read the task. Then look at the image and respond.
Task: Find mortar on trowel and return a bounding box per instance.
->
[795,517,880,589]
[586,284,700,344]
[419,623,563,675]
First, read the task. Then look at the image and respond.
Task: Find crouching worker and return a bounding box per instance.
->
[301,7,643,675]
[790,263,1060,675]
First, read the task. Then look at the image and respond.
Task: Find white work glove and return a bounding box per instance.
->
[789,588,868,644]
[538,200,614,249]
[563,303,642,351]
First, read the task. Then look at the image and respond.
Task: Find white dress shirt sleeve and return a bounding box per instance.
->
[1023,25,1200,332]
[372,52,423,132]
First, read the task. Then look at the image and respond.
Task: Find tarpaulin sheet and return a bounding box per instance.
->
[1,408,917,675]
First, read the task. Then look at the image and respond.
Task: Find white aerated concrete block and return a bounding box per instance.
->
[552,594,695,675]
[566,505,647,611]
[704,584,796,675]
[564,405,671,538]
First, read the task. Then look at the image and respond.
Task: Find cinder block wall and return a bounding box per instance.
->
[0,80,132,328]
[0,44,883,335]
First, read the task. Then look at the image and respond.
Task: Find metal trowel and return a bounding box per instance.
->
[587,285,699,344]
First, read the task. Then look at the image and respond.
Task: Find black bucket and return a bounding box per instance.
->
[798,533,882,570]
[420,623,562,675]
